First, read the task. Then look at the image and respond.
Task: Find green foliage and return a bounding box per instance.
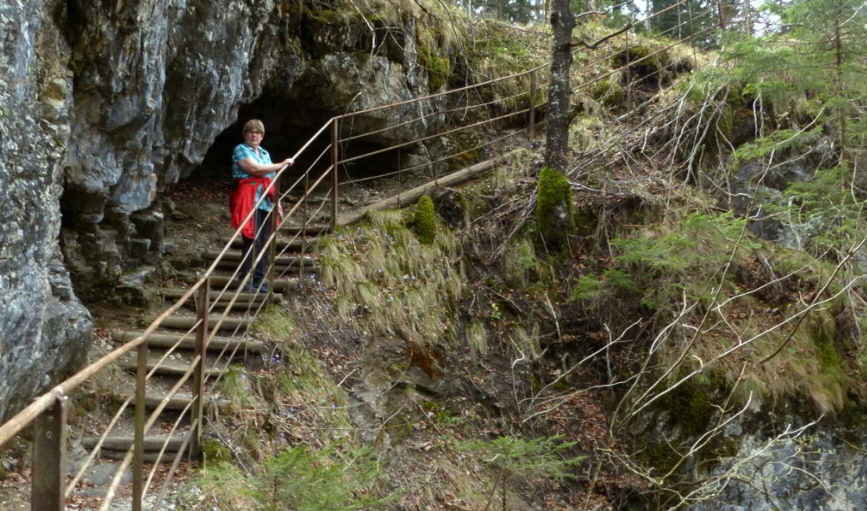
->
[590,78,625,107]
[219,365,255,410]
[458,435,583,480]
[252,305,297,343]
[414,195,437,245]
[690,0,867,160]
[503,238,542,288]
[572,274,604,302]
[572,270,638,303]
[600,212,758,310]
[199,444,389,511]
[457,435,583,510]
[202,439,233,467]
[767,163,866,257]
[535,167,574,247]
[463,20,550,106]
[730,127,823,166]
[809,314,847,404]
[416,25,452,92]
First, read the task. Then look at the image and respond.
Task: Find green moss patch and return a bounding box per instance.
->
[535,167,574,248]
[414,195,437,245]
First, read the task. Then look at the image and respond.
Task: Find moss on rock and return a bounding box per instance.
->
[414,195,437,245]
[416,25,451,91]
[418,45,450,91]
[202,438,233,467]
[591,78,625,107]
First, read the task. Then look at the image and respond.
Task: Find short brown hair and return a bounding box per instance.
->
[243,119,265,135]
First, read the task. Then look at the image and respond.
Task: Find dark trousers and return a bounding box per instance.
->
[240,209,273,286]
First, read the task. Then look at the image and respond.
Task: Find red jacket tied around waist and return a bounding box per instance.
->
[230,177,277,240]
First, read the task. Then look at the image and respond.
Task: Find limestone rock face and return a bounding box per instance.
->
[0,0,92,421]
[53,0,437,300]
[688,429,867,511]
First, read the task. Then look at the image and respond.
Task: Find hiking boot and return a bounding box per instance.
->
[253,281,270,294]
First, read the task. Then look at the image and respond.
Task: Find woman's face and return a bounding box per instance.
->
[244,129,264,148]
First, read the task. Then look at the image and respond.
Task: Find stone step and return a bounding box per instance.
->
[83,435,184,453]
[200,274,303,292]
[222,236,312,251]
[111,330,266,353]
[204,251,316,267]
[177,273,302,292]
[118,360,227,378]
[113,392,231,412]
[167,295,281,313]
[281,223,331,235]
[212,259,317,272]
[99,450,181,463]
[155,315,252,332]
[192,300,279,313]
[158,288,283,304]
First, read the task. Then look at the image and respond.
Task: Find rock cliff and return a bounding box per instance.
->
[0,0,91,421]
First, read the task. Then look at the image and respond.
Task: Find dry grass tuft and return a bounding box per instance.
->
[317,209,464,347]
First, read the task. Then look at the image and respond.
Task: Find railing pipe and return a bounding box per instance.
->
[338,106,531,166]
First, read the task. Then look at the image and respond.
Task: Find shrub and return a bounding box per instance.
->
[457,435,583,510]
[414,195,437,245]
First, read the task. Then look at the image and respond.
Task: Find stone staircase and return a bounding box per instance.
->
[84,215,327,464]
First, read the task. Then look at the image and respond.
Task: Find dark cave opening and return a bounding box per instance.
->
[193,94,405,195]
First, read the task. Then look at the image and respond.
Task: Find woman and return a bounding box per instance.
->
[229,119,294,293]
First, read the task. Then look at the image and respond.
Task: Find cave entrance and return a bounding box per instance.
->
[194,94,404,199]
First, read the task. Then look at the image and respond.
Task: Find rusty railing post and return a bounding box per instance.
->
[268,176,280,299]
[529,70,536,142]
[331,118,339,231]
[191,279,210,459]
[132,338,148,511]
[625,26,632,110]
[397,148,402,208]
[301,170,309,281]
[32,393,67,511]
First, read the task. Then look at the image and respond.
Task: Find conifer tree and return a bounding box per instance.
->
[725,0,867,160]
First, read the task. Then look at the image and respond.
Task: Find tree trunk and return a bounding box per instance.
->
[545,0,575,172]
[717,0,727,29]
